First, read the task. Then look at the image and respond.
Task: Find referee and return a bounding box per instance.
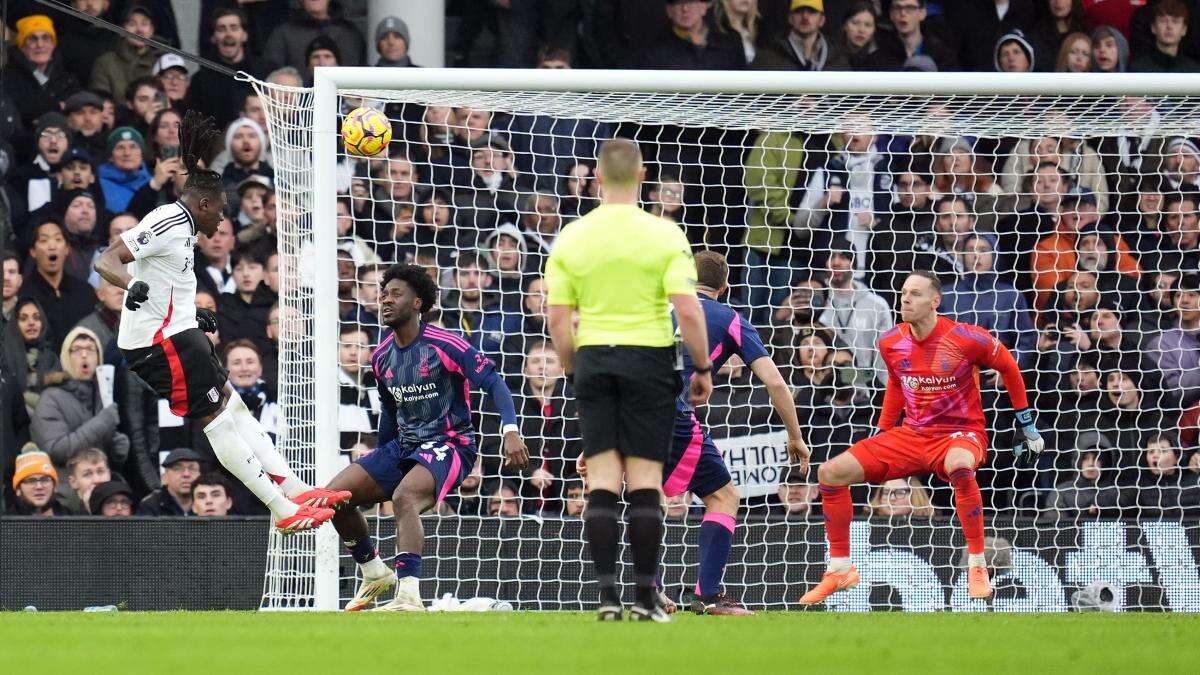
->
[546,138,713,622]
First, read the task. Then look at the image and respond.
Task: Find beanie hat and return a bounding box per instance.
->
[16,14,56,49]
[107,126,146,156]
[88,480,134,515]
[375,16,411,46]
[305,34,341,64]
[995,29,1036,71]
[224,117,268,157]
[13,450,57,491]
[35,112,70,140]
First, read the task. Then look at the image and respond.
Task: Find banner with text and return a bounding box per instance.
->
[713,431,790,498]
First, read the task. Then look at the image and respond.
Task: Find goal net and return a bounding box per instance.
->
[254,69,1200,612]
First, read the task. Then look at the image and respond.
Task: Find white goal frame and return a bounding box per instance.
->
[287,68,1200,612]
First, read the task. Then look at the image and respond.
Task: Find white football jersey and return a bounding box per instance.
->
[117,202,199,349]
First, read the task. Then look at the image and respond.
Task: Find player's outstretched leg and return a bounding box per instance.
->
[200,396,333,532]
[223,391,351,509]
[946,447,992,599]
[799,452,865,606]
[691,483,752,616]
[324,464,394,611]
[373,466,437,612]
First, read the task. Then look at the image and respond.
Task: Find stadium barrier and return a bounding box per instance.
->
[7,516,1194,611]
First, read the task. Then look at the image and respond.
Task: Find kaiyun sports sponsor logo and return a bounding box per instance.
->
[390,382,439,403]
[900,374,958,392]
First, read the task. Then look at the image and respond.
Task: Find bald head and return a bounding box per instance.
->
[597,138,643,191]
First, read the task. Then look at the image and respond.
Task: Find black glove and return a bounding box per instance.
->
[196,308,218,334]
[125,279,150,311]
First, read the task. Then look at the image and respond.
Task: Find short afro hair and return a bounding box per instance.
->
[382,263,439,314]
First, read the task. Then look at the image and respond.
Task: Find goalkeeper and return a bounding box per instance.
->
[577,251,810,615]
[799,270,1043,605]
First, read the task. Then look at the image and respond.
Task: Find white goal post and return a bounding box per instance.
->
[253,68,1200,612]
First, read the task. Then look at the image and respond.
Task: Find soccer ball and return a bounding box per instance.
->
[341,107,392,157]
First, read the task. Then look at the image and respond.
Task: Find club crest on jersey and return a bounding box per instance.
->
[418,361,430,377]
[207,387,220,403]
[898,358,911,370]
[137,231,153,246]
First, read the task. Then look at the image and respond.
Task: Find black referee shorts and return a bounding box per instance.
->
[574,346,680,462]
[122,328,228,420]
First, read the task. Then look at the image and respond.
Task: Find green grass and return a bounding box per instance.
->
[3,611,1197,674]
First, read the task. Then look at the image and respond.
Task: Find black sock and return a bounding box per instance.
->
[627,489,663,608]
[584,489,621,605]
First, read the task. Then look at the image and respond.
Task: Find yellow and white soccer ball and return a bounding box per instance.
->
[341,106,392,157]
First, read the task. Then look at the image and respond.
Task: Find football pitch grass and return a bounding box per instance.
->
[4,611,1198,674]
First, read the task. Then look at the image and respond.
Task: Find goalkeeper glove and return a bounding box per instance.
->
[196,308,218,334]
[125,279,150,311]
[1012,408,1045,468]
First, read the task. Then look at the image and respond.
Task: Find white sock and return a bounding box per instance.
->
[361,556,391,580]
[227,392,311,498]
[203,406,298,519]
[828,557,851,573]
[968,553,987,568]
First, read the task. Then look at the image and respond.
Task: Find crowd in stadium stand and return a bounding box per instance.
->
[2,0,1200,521]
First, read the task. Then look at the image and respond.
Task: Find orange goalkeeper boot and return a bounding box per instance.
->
[799,565,860,606]
[275,504,336,534]
[291,487,353,510]
[968,565,993,599]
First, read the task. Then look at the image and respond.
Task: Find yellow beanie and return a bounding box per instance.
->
[13,450,57,491]
[16,15,57,49]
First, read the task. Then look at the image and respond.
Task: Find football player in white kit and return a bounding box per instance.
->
[94,111,348,532]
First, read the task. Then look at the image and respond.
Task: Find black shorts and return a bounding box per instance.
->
[122,328,228,419]
[574,346,679,462]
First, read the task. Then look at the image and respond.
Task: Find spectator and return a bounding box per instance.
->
[1096,107,1166,200]
[741,127,808,324]
[1031,189,1140,309]
[10,297,59,410]
[90,4,159,100]
[753,0,849,70]
[217,248,276,346]
[931,137,1010,233]
[88,479,135,516]
[790,330,873,466]
[1091,24,1131,72]
[139,448,203,516]
[120,77,167,134]
[482,223,532,312]
[915,195,976,285]
[191,472,236,517]
[1085,306,1154,375]
[1075,228,1144,312]
[86,212,137,287]
[264,0,366,71]
[1156,192,1200,272]
[30,326,129,470]
[713,0,761,64]
[98,127,151,213]
[519,191,565,268]
[106,338,161,498]
[444,460,484,517]
[1036,0,1091,50]
[995,29,1044,71]
[943,234,1037,367]
[56,149,100,213]
[562,477,586,517]
[302,34,341,86]
[1098,366,1167,452]
[74,278,123,354]
[440,253,521,359]
[60,446,110,514]
[374,16,418,68]
[337,326,377,443]
[152,54,191,115]
[220,118,273,206]
[453,135,521,239]
[195,216,235,297]
[1145,273,1200,408]
[776,472,820,518]
[769,276,841,376]
[1141,270,1182,332]
[190,7,278,130]
[1162,137,1200,191]
[1,248,20,322]
[836,2,895,70]
[6,449,69,516]
[335,196,381,267]
[349,265,382,333]
[55,1,117,86]
[53,189,106,282]
[867,477,936,518]
[10,112,71,215]
[946,0,1038,71]
[1056,31,1093,71]
[1131,0,1200,72]
[639,0,745,70]
[877,1,958,70]
[1127,432,1200,516]
[868,168,935,303]
[487,481,522,517]
[64,92,107,166]
[517,341,579,501]
[22,220,96,351]
[2,14,80,129]
[1042,435,1120,522]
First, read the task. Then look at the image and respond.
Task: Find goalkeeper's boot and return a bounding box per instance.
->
[968,566,993,599]
[275,504,336,534]
[629,602,672,623]
[691,592,755,616]
[291,487,353,510]
[798,565,860,606]
[345,567,396,612]
[372,576,425,612]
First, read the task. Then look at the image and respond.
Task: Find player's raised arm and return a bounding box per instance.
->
[93,237,148,310]
[975,327,1044,466]
[746,355,809,472]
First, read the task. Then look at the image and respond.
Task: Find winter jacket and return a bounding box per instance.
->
[1031,230,1141,308]
[107,342,160,497]
[263,2,366,70]
[188,52,278,130]
[481,223,534,312]
[1000,139,1111,215]
[1,47,81,129]
[1041,475,1123,522]
[744,130,806,255]
[138,487,189,517]
[752,32,849,71]
[20,270,96,353]
[217,283,278,350]
[31,372,129,471]
[55,13,117,85]
[818,281,893,388]
[1144,326,1200,408]
[98,162,152,213]
[639,25,746,70]
[74,305,120,355]
[507,114,615,185]
[452,174,520,239]
[945,0,1037,72]
[440,295,523,362]
[942,272,1037,367]
[89,40,159,99]
[1131,47,1200,74]
[875,28,958,70]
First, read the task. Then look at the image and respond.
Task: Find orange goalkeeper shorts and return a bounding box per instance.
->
[847,426,988,484]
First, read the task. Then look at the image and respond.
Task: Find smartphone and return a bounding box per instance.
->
[160,145,179,160]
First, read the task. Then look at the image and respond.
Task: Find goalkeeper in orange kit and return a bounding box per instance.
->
[799,270,1044,605]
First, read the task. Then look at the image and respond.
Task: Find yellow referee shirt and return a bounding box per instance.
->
[545,203,696,347]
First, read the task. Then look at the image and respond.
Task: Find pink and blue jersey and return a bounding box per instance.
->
[675,296,770,413]
[371,323,519,451]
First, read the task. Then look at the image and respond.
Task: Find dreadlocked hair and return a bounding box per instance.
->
[180,110,223,195]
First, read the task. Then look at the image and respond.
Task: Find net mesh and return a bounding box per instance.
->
[254,79,1200,612]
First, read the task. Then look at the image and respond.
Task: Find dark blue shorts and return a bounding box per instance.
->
[662,412,731,499]
[356,438,475,504]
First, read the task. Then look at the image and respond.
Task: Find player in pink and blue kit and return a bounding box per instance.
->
[578,251,809,615]
[324,264,529,611]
